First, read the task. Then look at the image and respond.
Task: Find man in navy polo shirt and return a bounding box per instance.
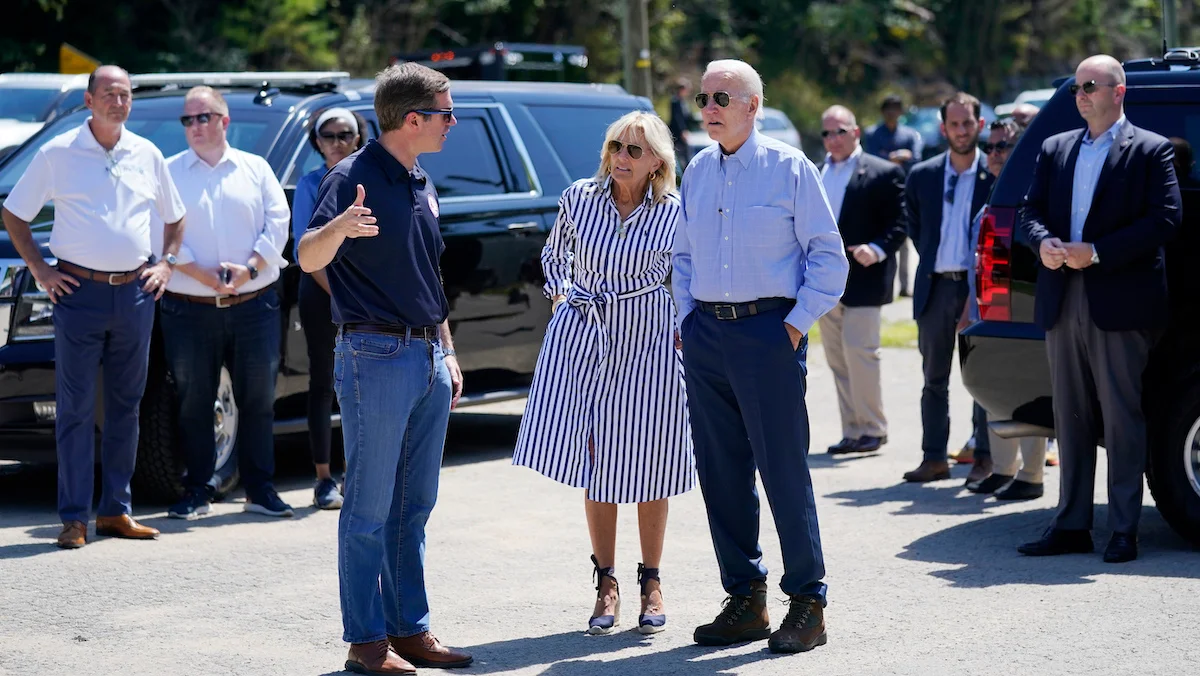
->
[298,63,470,675]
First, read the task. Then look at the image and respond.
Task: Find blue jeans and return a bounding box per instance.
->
[159,289,281,496]
[53,275,155,523]
[335,329,452,644]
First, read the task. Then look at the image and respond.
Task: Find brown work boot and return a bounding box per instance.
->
[57,521,87,549]
[693,579,771,646]
[768,595,828,653]
[903,460,951,483]
[95,514,160,539]
[389,631,473,668]
[346,639,416,675]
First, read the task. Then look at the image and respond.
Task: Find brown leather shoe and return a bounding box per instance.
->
[693,579,771,646]
[903,460,951,483]
[346,640,416,675]
[768,595,827,653]
[57,521,87,549]
[95,514,160,540]
[965,456,994,484]
[389,632,473,668]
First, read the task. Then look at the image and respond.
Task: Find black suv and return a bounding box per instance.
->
[0,72,653,500]
[962,49,1200,545]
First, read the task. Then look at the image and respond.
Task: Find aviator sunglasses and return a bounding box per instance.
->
[319,131,357,143]
[694,91,745,108]
[607,140,644,159]
[1068,80,1118,96]
[821,128,851,139]
[179,112,218,127]
[981,140,1013,154]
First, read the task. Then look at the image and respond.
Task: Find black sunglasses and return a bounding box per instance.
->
[945,172,959,204]
[981,141,1013,154]
[694,91,742,108]
[607,140,644,160]
[821,128,852,139]
[1068,80,1118,96]
[179,112,217,127]
[319,131,357,143]
[411,108,454,118]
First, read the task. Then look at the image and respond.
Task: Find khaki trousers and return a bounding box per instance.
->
[988,429,1046,483]
[818,303,886,438]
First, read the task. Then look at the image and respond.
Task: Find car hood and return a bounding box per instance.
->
[0,120,44,150]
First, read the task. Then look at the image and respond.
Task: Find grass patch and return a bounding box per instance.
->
[808,318,918,349]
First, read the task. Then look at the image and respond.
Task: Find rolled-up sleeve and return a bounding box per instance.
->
[671,169,696,323]
[541,189,575,298]
[252,158,291,269]
[787,159,848,333]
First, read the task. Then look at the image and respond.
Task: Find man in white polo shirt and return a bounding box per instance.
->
[1,65,187,549]
[159,86,293,521]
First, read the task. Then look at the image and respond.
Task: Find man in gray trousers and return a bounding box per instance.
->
[1018,54,1181,563]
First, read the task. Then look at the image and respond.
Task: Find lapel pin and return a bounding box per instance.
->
[979,170,987,181]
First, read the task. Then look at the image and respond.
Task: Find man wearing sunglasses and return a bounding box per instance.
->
[1018,55,1181,564]
[674,59,847,655]
[159,86,293,521]
[901,91,994,484]
[816,105,905,458]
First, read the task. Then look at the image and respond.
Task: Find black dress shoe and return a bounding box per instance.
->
[1103,532,1138,563]
[966,473,1013,494]
[855,435,887,452]
[1018,528,1094,556]
[827,438,858,455]
[994,479,1043,501]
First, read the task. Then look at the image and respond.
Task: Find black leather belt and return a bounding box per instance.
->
[697,297,794,321]
[934,271,969,281]
[343,322,439,341]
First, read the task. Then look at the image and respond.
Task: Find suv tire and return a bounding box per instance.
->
[1147,377,1200,547]
[132,365,240,503]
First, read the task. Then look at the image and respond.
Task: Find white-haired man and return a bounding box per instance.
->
[673,59,848,654]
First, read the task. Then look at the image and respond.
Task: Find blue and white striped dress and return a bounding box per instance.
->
[513,176,695,504]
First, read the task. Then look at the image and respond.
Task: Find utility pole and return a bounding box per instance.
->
[622,0,652,98]
[1162,0,1179,51]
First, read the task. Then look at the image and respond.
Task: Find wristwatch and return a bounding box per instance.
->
[1090,245,1100,265]
[164,253,178,267]
[443,348,456,357]
[247,263,259,280]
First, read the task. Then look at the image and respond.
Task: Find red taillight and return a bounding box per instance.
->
[977,206,1014,321]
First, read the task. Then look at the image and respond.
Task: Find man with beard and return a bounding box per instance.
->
[900,92,994,484]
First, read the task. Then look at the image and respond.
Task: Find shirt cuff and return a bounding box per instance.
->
[254,245,288,271]
[868,243,887,262]
[784,306,818,337]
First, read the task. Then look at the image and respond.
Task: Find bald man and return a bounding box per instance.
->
[817,105,905,456]
[1018,54,1181,563]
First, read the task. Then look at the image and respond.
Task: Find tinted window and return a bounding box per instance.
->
[0,88,60,122]
[287,111,378,187]
[527,105,635,179]
[1127,103,1200,186]
[418,116,508,197]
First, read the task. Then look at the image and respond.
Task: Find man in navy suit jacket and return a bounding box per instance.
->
[901,92,994,484]
[1018,55,1181,564]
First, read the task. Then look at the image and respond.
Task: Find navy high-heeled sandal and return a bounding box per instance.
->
[637,563,666,634]
[588,554,620,635]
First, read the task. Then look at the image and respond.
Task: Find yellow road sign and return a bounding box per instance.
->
[59,43,100,75]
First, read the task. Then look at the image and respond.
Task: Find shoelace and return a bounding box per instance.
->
[779,598,813,629]
[716,595,752,626]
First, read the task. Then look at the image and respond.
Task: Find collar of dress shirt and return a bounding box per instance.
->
[75,117,131,154]
[824,144,863,170]
[721,129,762,168]
[183,144,239,169]
[1084,115,1126,145]
[944,146,983,178]
[601,174,653,205]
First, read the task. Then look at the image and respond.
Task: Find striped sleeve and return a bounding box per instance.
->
[541,186,576,299]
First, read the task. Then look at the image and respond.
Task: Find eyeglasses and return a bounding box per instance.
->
[179,112,218,127]
[607,140,644,159]
[981,141,1013,154]
[1068,80,1119,96]
[821,128,852,139]
[945,172,959,203]
[319,131,357,144]
[694,92,745,108]
[411,108,454,118]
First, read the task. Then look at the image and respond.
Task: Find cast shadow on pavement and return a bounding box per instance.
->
[825,469,1030,516]
[898,505,1199,587]
[318,631,793,676]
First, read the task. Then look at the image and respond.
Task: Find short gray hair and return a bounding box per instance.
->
[703,59,765,120]
[374,63,450,133]
[822,105,857,127]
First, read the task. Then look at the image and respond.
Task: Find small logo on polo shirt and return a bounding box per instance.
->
[427,193,439,218]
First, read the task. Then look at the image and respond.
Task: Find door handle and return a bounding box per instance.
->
[506,221,541,231]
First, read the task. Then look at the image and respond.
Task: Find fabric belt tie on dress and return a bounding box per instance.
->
[568,285,665,360]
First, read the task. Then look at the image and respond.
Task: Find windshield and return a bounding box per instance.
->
[0,95,285,197]
[0,88,61,123]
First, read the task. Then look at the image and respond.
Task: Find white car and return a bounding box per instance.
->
[684,106,802,157]
[0,73,90,160]
[994,87,1057,117]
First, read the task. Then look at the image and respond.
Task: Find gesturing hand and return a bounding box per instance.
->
[334,184,378,239]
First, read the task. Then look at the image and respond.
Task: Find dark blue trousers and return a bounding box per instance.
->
[681,306,827,602]
[53,275,155,523]
[159,289,281,497]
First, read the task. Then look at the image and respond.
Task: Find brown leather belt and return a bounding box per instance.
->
[57,260,148,286]
[165,287,270,309]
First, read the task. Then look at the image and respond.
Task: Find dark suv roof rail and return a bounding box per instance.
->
[1124,48,1200,73]
[130,71,349,95]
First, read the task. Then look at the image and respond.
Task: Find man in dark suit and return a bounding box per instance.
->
[901,92,994,483]
[817,105,906,455]
[669,77,692,170]
[1018,55,1181,563]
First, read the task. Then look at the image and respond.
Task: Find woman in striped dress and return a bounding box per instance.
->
[513,111,694,635]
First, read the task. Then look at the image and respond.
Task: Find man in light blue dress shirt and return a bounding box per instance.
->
[673,59,848,655]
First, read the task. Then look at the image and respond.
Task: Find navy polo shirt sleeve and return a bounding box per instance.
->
[307,161,357,263]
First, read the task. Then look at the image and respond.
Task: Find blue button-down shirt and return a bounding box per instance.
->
[673,131,848,334]
[934,149,983,273]
[1071,116,1125,242]
[864,123,924,173]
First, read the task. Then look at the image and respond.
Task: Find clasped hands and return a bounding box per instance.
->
[1039,237,1095,270]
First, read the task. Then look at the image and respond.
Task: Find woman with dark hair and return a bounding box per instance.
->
[291,107,367,509]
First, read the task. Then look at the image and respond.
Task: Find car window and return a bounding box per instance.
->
[1126,103,1200,186]
[0,88,60,122]
[287,110,379,187]
[759,116,787,131]
[418,114,509,198]
[526,105,635,179]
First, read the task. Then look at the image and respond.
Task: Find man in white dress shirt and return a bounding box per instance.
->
[159,86,293,520]
[1,65,187,548]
